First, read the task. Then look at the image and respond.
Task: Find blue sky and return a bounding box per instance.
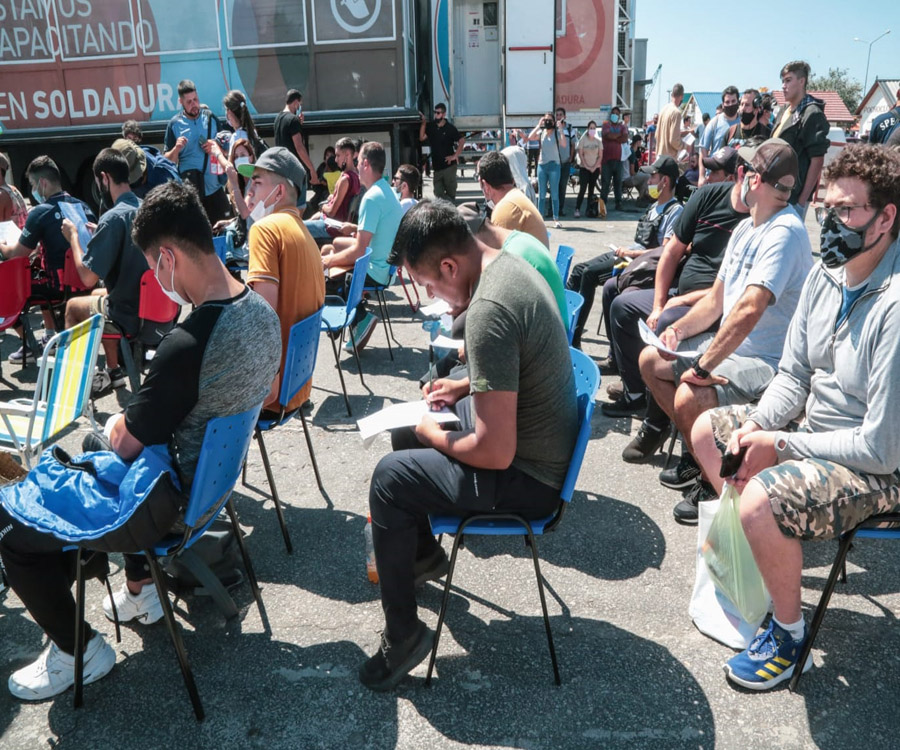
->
[634,0,897,111]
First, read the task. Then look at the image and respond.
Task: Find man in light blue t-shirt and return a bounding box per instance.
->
[321,141,403,349]
[698,86,741,188]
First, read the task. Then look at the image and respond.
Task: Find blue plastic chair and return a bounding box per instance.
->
[320,248,372,416]
[73,403,265,721]
[555,244,575,286]
[425,347,600,686]
[212,235,228,265]
[789,510,900,691]
[362,264,402,360]
[564,290,584,345]
[251,307,325,554]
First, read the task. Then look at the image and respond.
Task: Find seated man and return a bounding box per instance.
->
[599,142,749,423]
[321,141,403,350]
[240,146,326,415]
[61,149,149,396]
[359,199,576,691]
[640,139,813,524]
[567,155,683,349]
[0,156,96,362]
[304,137,361,240]
[0,181,281,701]
[622,135,649,200]
[500,131,536,205]
[392,163,420,214]
[702,146,740,185]
[110,137,181,200]
[477,151,548,248]
[690,144,900,690]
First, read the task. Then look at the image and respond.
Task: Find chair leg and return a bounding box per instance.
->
[526,532,561,685]
[255,427,293,555]
[102,573,122,643]
[788,528,859,692]
[425,533,464,686]
[224,499,265,620]
[662,426,679,469]
[376,292,393,360]
[346,325,367,389]
[595,308,604,337]
[73,548,87,709]
[145,551,205,721]
[397,268,421,314]
[299,410,325,495]
[119,338,141,394]
[378,289,401,348]
[328,333,352,417]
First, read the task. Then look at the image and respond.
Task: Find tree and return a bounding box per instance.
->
[809,67,863,112]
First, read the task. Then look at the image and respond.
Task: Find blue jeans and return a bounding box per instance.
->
[537,161,561,219]
[305,219,330,240]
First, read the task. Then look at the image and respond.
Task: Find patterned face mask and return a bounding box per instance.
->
[819,208,882,268]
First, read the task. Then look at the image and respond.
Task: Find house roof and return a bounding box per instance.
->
[684,92,723,119]
[771,91,853,122]
[856,79,900,115]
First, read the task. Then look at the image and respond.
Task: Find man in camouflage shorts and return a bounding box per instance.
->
[691,144,900,691]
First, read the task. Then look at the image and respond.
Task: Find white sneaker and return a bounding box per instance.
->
[103,583,164,625]
[8,633,115,701]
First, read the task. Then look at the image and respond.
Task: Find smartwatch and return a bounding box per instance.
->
[690,353,710,380]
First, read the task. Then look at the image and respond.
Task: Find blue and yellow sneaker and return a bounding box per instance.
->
[725,620,812,690]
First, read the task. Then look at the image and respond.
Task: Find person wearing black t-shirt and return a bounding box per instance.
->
[419,103,465,201]
[600,172,749,425]
[273,89,321,192]
[0,181,282,702]
[0,155,97,362]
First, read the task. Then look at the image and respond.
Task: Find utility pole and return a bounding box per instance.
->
[853,29,891,96]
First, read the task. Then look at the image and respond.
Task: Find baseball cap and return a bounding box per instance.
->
[110,138,147,184]
[737,137,798,189]
[457,202,486,234]
[640,155,679,182]
[238,146,306,192]
[702,146,739,175]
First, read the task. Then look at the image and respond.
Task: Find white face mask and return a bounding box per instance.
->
[155,249,189,307]
[486,199,495,209]
[588,128,597,137]
[234,156,251,169]
[249,185,280,223]
[740,173,752,207]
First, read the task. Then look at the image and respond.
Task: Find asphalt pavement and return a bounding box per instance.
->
[0,176,898,749]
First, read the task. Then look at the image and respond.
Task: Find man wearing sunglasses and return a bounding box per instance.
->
[688,143,900,690]
[419,103,465,202]
[639,138,813,523]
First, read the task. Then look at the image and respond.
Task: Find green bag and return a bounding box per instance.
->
[701,484,770,622]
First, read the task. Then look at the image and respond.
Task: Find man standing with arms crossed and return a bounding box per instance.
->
[419,104,465,202]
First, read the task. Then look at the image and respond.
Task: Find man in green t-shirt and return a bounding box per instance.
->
[359,200,577,692]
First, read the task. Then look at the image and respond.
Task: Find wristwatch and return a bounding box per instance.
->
[690,353,710,380]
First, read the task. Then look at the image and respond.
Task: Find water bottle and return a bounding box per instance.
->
[364,514,378,583]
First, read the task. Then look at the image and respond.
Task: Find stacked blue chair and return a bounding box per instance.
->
[73,404,265,721]
[564,290,584,346]
[555,245,575,286]
[251,307,325,554]
[320,248,372,416]
[425,347,600,685]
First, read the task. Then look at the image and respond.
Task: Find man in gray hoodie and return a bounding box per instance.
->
[690,143,900,691]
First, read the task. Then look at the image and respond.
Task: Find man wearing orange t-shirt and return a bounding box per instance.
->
[240,147,325,414]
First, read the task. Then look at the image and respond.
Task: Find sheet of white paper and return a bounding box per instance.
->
[420,299,451,317]
[357,401,460,448]
[59,201,92,253]
[0,220,21,246]
[682,133,696,147]
[608,243,619,252]
[323,217,343,229]
[638,319,700,359]
[430,334,464,350]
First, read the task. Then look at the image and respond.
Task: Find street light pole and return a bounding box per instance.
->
[854,29,891,96]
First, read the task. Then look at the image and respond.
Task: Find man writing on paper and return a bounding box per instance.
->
[359,199,576,691]
[639,139,813,524]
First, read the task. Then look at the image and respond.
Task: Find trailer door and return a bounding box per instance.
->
[504,0,555,115]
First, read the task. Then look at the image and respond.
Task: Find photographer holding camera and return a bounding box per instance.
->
[527,113,567,228]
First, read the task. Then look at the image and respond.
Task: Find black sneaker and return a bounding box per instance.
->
[413,547,449,587]
[600,393,647,418]
[659,452,701,490]
[107,366,127,389]
[359,620,434,692]
[606,381,624,400]
[597,356,619,376]
[673,480,717,525]
[622,420,667,463]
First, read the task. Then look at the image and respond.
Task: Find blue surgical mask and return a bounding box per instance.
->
[610,114,620,124]
[31,188,43,204]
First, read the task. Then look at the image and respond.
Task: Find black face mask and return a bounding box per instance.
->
[819,208,883,268]
[723,103,739,118]
[740,111,756,126]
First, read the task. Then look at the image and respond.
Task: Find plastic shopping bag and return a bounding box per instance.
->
[702,484,770,623]
[689,492,767,649]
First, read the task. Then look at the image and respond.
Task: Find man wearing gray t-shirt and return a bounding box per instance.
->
[640,139,813,524]
[359,199,577,692]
